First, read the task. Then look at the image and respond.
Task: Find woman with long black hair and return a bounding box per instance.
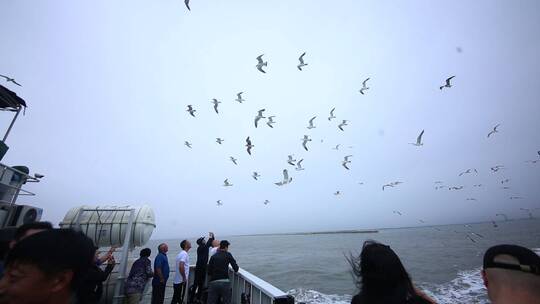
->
[349,240,436,304]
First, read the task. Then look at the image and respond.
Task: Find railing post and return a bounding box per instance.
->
[112,209,135,304]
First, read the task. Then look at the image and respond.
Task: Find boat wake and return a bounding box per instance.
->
[288,267,488,304]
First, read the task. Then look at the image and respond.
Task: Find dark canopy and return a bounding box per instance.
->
[0,84,27,110]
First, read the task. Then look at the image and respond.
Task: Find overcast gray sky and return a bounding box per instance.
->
[1,0,539,239]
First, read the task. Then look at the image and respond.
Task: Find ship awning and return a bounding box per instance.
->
[0,84,27,111]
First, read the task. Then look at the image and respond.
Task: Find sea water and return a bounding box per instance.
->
[145,218,540,304]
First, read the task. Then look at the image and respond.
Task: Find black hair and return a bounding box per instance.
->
[5,228,95,290]
[219,240,230,249]
[14,221,53,241]
[349,240,430,304]
[180,240,188,250]
[140,248,151,258]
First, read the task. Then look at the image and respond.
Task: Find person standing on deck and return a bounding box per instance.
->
[125,248,154,304]
[207,240,239,304]
[188,232,215,303]
[152,243,170,304]
[171,240,191,304]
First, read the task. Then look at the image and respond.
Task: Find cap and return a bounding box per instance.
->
[196,237,205,246]
[483,244,540,275]
[220,240,230,248]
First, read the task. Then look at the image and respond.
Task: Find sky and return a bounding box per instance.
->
[0,0,539,239]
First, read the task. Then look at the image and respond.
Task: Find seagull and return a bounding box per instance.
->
[212,99,221,114]
[246,137,254,155]
[287,155,296,166]
[275,169,292,186]
[230,157,238,165]
[332,144,340,150]
[409,130,425,146]
[358,182,364,185]
[418,219,426,224]
[186,105,196,117]
[466,198,477,201]
[223,179,233,187]
[334,191,341,196]
[434,181,443,184]
[466,235,477,243]
[302,135,312,151]
[328,108,336,121]
[393,210,402,216]
[252,172,261,180]
[501,178,510,184]
[473,184,483,187]
[390,181,403,187]
[34,173,45,179]
[235,92,245,103]
[184,0,191,11]
[359,78,370,95]
[216,200,223,206]
[266,116,276,128]
[254,109,266,128]
[342,155,352,170]
[307,116,317,129]
[459,169,478,176]
[263,199,270,205]
[491,165,504,172]
[338,120,348,131]
[216,138,224,145]
[0,74,21,86]
[525,160,539,164]
[501,186,511,190]
[382,183,394,191]
[435,186,445,190]
[449,186,464,190]
[509,196,523,200]
[256,54,267,73]
[297,52,308,71]
[296,159,305,171]
[487,124,500,138]
[439,76,455,90]
[184,141,192,148]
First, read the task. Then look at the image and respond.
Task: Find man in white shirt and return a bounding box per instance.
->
[208,239,219,259]
[171,240,191,304]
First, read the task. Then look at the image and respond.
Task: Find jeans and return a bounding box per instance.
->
[189,267,207,302]
[171,282,187,304]
[207,281,231,304]
[151,283,166,304]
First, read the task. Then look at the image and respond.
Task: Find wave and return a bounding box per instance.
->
[288,267,488,304]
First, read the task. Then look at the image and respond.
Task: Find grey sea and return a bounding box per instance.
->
[144,218,540,304]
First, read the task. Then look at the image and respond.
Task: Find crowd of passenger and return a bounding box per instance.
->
[0,222,538,304]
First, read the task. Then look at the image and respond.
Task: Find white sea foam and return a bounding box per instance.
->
[288,267,488,304]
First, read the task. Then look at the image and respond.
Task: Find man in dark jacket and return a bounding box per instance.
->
[77,247,115,304]
[188,232,215,303]
[207,240,239,304]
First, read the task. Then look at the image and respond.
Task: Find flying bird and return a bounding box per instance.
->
[434,181,443,184]
[449,186,464,190]
[230,157,238,165]
[466,235,477,243]
[216,138,224,145]
[275,169,292,186]
[439,76,455,90]
[235,92,245,103]
[473,184,483,187]
[466,198,477,201]
[296,159,305,171]
[34,173,45,179]
[393,210,402,216]
[297,52,308,71]
[254,109,266,127]
[334,191,341,196]
[263,199,270,205]
[509,196,523,200]
[266,116,276,128]
[256,54,267,73]
[287,155,296,166]
[186,105,196,117]
[216,200,223,206]
[359,78,370,95]
[342,155,352,170]
[212,99,221,114]
[338,120,348,131]
[184,0,191,11]
[490,165,504,172]
[302,135,312,151]
[526,160,539,164]
[184,141,192,148]
[501,178,510,184]
[382,183,394,191]
[252,172,261,180]
[307,116,317,129]
[333,144,340,150]
[0,74,21,86]
[487,124,500,138]
[246,137,254,155]
[328,108,336,121]
[223,179,233,187]
[459,169,478,176]
[409,130,425,146]
[501,186,511,190]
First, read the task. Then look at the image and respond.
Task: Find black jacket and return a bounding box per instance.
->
[195,236,215,268]
[207,250,239,282]
[77,263,114,304]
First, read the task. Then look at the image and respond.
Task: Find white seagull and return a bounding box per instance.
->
[216,138,224,145]
[275,169,292,186]
[223,179,233,187]
[409,130,425,146]
[297,52,308,71]
[235,92,245,103]
[359,78,370,95]
[0,74,21,86]
[307,116,317,129]
[487,124,500,138]
[246,137,254,155]
[382,183,394,191]
[267,116,276,128]
[263,199,270,205]
[393,210,402,216]
[216,200,223,206]
[440,76,455,90]
[296,159,305,171]
[252,172,261,180]
[212,99,221,114]
[256,54,267,73]
[328,108,336,121]
[490,165,504,172]
[334,191,341,196]
[254,109,266,128]
[184,0,191,11]
[287,155,296,166]
[333,144,340,150]
[184,141,192,148]
[187,105,196,117]
[338,120,348,131]
[230,157,238,165]
[302,135,312,151]
[459,168,478,176]
[342,155,352,170]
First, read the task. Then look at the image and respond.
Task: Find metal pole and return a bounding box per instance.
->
[3,107,21,142]
[112,209,135,304]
